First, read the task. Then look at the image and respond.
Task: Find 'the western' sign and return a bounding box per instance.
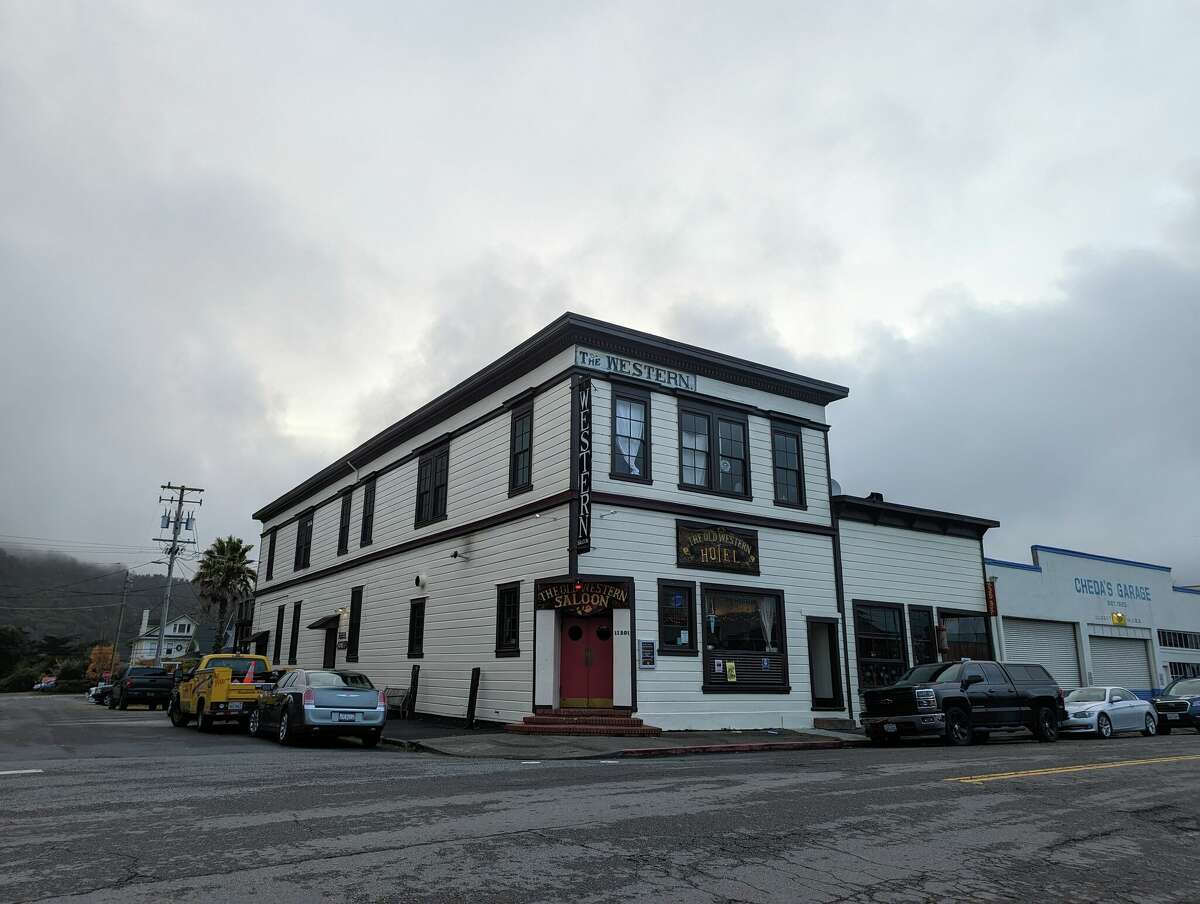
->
[576,348,697,391]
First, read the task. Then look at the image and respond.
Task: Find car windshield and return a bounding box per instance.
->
[897,663,956,684]
[1167,679,1200,696]
[1065,688,1106,703]
[206,658,268,679]
[306,671,374,689]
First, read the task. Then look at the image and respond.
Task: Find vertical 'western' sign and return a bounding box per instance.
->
[576,378,592,553]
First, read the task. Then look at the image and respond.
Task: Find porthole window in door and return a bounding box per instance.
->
[567,624,583,642]
[596,625,611,642]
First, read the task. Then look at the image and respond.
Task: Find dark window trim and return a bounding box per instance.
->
[851,599,908,692]
[677,402,752,501]
[293,511,314,572]
[494,581,522,657]
[610,384,653,484]
[360,476,376,547]
[346,585,363,663]
[414,445,450,529]
[337,490,353,555]
[769,423,807,510]
[508,405,534,496]
[273,605,285,664]
[805,615,844,709]
[657,579,697,656]
[287,601,302,665]
[407,598,426,658]
[265,528,277,581]
[699,582,789,694]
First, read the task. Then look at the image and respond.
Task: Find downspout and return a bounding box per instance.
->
[824,430,854,721]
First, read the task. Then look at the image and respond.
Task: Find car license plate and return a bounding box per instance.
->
[883,723,898,733]
[336,712,356,722]
[228,703,242,712]
[1167,713,1180,720]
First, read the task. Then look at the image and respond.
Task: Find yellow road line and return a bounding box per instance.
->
[947,754,1200,784]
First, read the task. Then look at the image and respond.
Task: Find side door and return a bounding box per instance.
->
[981,663,1021,726]
[262,671,294,729]
[961,663,993,725]
[1110,688,1139,730]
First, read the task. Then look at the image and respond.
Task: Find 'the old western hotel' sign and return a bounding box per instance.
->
[676,521,760,575]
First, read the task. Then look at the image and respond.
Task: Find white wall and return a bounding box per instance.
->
[588,379,832,528]
[254,502,570,724]
[258,352,574,593]
[839,520,988,704]
[580,505,840,730]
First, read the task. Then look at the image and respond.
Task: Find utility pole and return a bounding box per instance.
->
[154,483,203,667]
[106,571,131,679]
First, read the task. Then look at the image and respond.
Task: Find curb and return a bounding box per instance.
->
[381,735,870,758]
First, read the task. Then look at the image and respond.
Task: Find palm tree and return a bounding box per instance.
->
[193,537,256,653]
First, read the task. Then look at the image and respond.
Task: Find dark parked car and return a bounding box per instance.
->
[861,660,1067,746]
[107,667,173,710]
[249,669,386,748]
[1153,677,1200,734]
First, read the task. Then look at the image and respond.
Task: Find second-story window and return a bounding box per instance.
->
[679,405,751,499]
[612,388,651,482]
[771,426,806,508]
[337,490,352,555]
[509,406,533,494]
[293,511,313,571]
[415,446,449,527]
[264,528,277,580]
[360,476,376,546]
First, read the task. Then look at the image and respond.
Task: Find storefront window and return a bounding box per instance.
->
[909,607,937,664]
[701,588,788,690]
[658,581,696,654]
[854,602,908,690]
[940,612,990,661]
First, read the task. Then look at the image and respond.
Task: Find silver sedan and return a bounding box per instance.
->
[1060,686,1158,738]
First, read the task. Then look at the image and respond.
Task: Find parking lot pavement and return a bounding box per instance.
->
[2,693,1199,904]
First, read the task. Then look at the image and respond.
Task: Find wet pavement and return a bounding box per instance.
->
[2,692,1198,903]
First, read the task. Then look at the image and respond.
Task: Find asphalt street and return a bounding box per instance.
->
[1,693,1198,904]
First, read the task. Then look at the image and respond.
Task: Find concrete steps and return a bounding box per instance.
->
[506,708,663,737]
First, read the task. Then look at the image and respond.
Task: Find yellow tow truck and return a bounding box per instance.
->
[168,654,278,731]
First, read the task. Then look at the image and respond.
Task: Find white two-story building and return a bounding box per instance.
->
[249,313,1002,730]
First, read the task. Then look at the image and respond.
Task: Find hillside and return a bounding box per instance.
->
[0,548,204,650]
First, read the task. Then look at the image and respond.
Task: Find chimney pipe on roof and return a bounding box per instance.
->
[867,491,884,502]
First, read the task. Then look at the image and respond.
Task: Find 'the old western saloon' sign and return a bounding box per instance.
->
[676,521,760,575]
[534,579,631,616]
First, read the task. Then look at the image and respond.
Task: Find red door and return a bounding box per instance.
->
[559,614,614,708]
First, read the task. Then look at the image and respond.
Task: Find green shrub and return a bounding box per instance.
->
[0,667,41,693]
[56,659,86,681]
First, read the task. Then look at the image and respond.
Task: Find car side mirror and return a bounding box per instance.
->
[962,674,984,689]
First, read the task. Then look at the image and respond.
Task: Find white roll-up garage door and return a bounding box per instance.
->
[1089,636,1154,695]
[1002,618,1081,689]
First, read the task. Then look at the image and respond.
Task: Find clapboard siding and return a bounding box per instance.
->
[838,520,987,704]
[589,379,831,527]
[580,506,841,730]
[253,501,570,724]
[258,355,573,592]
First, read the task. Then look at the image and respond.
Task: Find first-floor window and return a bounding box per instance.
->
[658,581,696,654]
[495,583,520,656]
[853,602,907,691]
[408,599,426,657]
[273,605,285,664]
[346,586,363,663]
[288,601,302,665]
[909,607,937,665]
[940,612,990,661]
[701,587,788,690]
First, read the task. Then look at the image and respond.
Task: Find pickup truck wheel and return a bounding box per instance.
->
[944,707,973,746]
[1097,713,1113,739]
[168,699,189,728]
[196,700,214,732]
[1034,705,1059,742]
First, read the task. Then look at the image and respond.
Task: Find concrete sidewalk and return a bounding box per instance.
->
[382,726,869,759]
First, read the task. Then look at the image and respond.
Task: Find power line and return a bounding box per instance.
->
[0,601,127,610]
[0,532,168,550]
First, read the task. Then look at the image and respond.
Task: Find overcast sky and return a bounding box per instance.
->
[1,2,1197,581]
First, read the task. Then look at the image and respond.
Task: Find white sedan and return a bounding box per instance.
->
[1060,686,1158,738]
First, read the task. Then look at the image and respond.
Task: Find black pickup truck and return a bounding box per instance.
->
[861,660,1067,746]
[107,666,173,711]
